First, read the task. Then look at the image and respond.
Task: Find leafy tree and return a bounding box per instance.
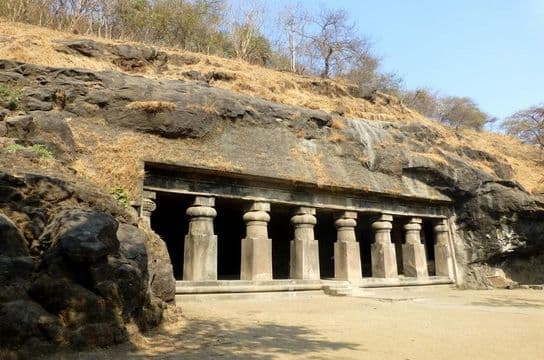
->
[437,96,489,131]
[401,88,440,118]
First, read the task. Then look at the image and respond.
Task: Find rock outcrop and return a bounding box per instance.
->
[0,172,174,356]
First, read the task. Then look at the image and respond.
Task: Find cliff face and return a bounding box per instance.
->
[0,39,543,353]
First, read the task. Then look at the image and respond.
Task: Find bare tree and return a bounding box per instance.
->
[306,7,369,78]
[229,0,265,62]
[503,105,544,157]
[278,2,309,72]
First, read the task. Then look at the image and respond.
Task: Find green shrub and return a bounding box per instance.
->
[4,143,53,159]
[0,84,22,110]
[110,187,130,208]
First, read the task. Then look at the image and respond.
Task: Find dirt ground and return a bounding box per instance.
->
[47,286,544,359]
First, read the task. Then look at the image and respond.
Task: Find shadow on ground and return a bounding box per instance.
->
[470,297,544,309]
[51,315,361,360]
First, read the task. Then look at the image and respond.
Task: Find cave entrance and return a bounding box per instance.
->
[357,214,374,277]
[150,191,192,280]
[316,210,336,279]
[215,197,245,280]
[391,216,409,275]
[269,203,294,279]
[423,219,437,276]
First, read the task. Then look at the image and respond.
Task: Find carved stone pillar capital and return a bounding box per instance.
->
[140,191,157,227]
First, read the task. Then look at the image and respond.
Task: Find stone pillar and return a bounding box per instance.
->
[371,214,398,278]
[241,202,273,281]
[183,196,217,281]
[334,211,363,282]
[434,219,455,278]
[402,218,428,278]
[140,190,156,227]
[289,207,320,280]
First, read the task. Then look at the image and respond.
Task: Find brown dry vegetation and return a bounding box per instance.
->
[126,101,177,113]
[1,19,543,197]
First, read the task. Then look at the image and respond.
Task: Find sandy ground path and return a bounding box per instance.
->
[49,287,544,359]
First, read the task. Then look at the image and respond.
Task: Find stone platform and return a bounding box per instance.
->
[175,277,454,300]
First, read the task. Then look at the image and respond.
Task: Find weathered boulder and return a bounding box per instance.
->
[41,209,119,264]
[141,225,176,302]
[0,172,168,355]
[0,300,62,349]
[0,213,28,257]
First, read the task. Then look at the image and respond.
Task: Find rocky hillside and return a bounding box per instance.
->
[0,20,543,356]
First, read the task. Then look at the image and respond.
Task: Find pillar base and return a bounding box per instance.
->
[290,239,320,280]
[371,241,398,278]
[183,234,217,281]
[435,243,454,278]
[334,241,363,282]
[402,243,428,278]
[241,237,273,281]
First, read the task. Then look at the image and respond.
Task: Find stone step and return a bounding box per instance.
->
[323,283,354,297]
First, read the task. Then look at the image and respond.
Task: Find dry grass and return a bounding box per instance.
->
[329,132,347,143]
[126,101,176,113]
[1,19,543,196]
[331,117,346,130]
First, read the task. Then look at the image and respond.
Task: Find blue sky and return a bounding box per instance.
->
[272,1,544,119]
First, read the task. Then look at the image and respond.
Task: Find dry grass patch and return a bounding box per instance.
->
[126,101,176,113]
[329,132,346,143]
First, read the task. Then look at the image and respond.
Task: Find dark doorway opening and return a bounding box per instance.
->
[269,204,294,279]
[422,219,436,275]
[315,210,336,279]
[215,198,245,280]
[357,214,373,277]
[392,216,408,275]
[151,192,192,280]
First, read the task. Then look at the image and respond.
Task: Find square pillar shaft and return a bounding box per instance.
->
[402,218,428,278]
[371,214,398,278]
[334,211,362,282]
[183,196,218,281]
[434,220,455,278]
[289,207,320,280]
[241,202,273,281]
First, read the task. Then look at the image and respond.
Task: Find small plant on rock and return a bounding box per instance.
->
[110,187,130,208]
[4,143,53,159]
[0,84,22,110]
